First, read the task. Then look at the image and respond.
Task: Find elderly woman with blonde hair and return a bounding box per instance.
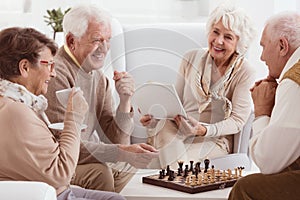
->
[141,3,257,169]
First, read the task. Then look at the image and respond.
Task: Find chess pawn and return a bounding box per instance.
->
[221,170,227,181]
[185,175,191,185]
[234,168,238,179]
[203,173,208,184]
[210,174,215,183]
[197,174,202,185]
[227,169,232,180]
[191,175,196,186]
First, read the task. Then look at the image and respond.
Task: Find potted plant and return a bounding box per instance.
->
[44,7,71,40]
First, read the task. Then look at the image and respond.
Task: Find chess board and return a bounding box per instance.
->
[142,161,244,194]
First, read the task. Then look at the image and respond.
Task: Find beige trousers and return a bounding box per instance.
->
[151,120,228,169]
[71,162,135,193]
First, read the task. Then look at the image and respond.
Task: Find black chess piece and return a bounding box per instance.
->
[178,161,184,173]
[189,160,194,171]
[204,158,210,173]
[159,171,164,179]
[168,170,175,181]
[162,169,165,176]
[184,168,189,177]
[177,168,182,176]
[166,165,170,176]
[195,167,199,177]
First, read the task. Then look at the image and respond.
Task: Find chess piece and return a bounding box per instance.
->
[191,175,196,186]
[184,167,189,177]
[197,174,202,185]
[159,171,164,179]
[196,161,201,172]
[238,166,245,177]
[221,170,227,181]
[168,170,175,181]
[204,158,210,173]
[177,168,182,176]
[234,168,238,179]
[177,160,184,173]
[203,173,208,184]
[185,175,191,185]
[166,165,170,176]
[189,160,194,172]
[227,169,232,180]
[162,169,166,176]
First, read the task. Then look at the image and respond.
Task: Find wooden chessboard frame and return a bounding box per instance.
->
[142,172,239,194]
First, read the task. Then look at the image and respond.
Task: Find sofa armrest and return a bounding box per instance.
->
[0,181,56,200]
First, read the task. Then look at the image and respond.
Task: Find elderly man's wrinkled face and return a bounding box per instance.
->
[260,26,285,79]
[73,20,111,73]
[208,20,239,67]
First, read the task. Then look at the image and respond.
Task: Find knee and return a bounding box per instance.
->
[229,174,261,200]
[75,163,115,192]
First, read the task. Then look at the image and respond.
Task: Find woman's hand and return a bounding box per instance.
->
[140,114,158,129]
[174,115,207,137]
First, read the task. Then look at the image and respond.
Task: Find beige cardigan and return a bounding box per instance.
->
[177,49,255,152]
[0,97,84,195]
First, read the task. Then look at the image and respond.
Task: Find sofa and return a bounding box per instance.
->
[0,19,254,199]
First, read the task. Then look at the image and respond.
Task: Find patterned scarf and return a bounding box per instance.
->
[194,51,244,119]
[0,79,50,125]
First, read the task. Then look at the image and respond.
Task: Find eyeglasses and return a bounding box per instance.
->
[40,60,55,72]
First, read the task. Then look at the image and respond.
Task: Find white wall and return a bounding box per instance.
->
[0,0,299,79]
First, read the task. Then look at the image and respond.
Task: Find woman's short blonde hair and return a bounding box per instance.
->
[206,4,256,55]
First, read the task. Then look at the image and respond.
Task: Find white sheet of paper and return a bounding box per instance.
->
[132,82,187,119]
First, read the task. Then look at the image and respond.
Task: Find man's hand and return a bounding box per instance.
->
[174,115,207,137]
[113,70,134,112]
[250,77,278,117]
[118,143,159,168]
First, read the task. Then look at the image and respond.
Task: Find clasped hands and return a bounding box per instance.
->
[250,76,278,117]
[140,114,207,137]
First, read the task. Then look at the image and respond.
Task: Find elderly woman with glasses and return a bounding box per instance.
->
[0,27,125,200]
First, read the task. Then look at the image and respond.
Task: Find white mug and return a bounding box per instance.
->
[55,87,80,107]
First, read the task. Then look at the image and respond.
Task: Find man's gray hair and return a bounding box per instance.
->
[206,4,256,55]
[265,11,300,50]
[63,4,111,39]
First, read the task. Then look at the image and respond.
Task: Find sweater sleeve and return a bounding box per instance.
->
[3,101,82,194]
[250,80,300,174]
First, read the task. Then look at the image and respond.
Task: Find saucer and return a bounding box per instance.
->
[48,122,87,131]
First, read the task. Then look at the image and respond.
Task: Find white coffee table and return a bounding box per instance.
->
[120,169,254,200]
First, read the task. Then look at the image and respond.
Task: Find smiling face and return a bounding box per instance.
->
[26,47,56,95]
[208,20,239,66]
[71,20,111,73]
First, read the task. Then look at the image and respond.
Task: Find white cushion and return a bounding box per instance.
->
[0,181,56,200]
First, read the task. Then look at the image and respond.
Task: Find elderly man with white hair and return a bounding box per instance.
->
[229,11,300,200]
